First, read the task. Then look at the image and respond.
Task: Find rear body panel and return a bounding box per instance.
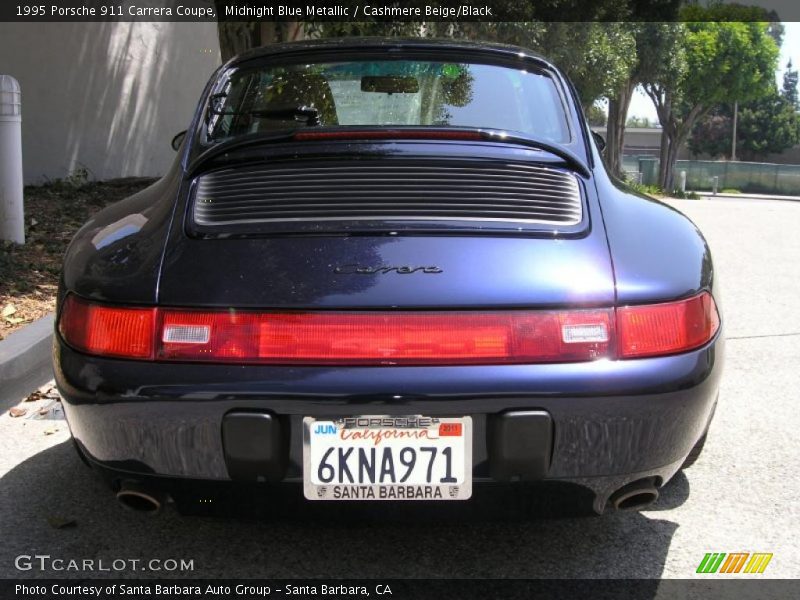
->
[159,141,614,309]
[56,334,722,513]
[54,38,724,513]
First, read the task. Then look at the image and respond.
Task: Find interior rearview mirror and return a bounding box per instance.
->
[361,76,420,94]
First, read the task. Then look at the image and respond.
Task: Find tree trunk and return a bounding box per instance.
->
[657,116,673,191]
[606,79,635,179]
[661,134,679,191]
[660,103,705,192]
[214,0,307,63]
[216,22,258,62]
[259,22,306,45]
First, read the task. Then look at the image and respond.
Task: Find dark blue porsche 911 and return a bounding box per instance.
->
[53,38,722,515]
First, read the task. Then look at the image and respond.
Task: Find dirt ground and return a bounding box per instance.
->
[0,178,155,340]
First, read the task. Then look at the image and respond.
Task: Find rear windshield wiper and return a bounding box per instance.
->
[211,105,321,126]
[193,105,321,173]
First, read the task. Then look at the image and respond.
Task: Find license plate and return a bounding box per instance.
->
[303,415,472,501]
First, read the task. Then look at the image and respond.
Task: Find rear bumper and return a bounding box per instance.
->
[55,333,723,512]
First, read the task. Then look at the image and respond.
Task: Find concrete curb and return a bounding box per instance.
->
[0,313,54,410]
[696,192,800,202]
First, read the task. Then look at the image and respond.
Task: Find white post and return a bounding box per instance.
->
[679,170,686,193]
[731,100,738,162]
[0,75,24,244]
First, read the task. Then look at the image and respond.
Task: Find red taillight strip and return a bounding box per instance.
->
[155,308,613,365]
[293,130,484,142]
[58,292,719,365]
[59,296,156,359]
[616,292,720,358]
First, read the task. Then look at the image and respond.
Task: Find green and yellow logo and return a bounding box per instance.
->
[696,552,773,574]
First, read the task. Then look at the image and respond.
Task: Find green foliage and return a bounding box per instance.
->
[688,110,730,158]
[669,188,700,200]
[632,22,686,90]
[586,103,608,127]
[624,179,663,197]
[681,20,778,109]
[737,89,800,159]
[689,84,800,160]
[644,11,779,189]
[783,60,799,109]
[308,20,637,109]
[529,22,637,107]
[625,116,653,128]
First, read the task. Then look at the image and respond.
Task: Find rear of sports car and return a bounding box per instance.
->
[53,40,723,514]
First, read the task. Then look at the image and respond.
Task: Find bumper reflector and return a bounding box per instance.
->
[57,292,719,365]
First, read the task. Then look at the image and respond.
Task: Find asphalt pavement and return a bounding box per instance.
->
[1,197,798,581]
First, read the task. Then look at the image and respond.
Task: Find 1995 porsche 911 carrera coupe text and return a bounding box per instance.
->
[53,38,723,514]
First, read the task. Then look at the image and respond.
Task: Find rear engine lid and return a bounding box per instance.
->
[188,156,586,236]
[159,154,613,309]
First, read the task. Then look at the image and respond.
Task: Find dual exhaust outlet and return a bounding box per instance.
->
[115,478,660,514]
[607,478,660,512]
[116,481,164,513]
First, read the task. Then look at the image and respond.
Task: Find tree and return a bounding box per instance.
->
[625,116,653,128]
[586,103,608,127]
[737,88,800,159]
[783,60,799,110]
[214,0,307,61]
[687,108,731,158]
[690,84,800,160]
[528,22,637,110]
[605,22,682,178]
[310,20,637,112]
[644,15,778,190]
[212,1,642,112]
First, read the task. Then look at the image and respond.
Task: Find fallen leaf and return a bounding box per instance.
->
[5,316,24,324]
[46,516,77,529]
[30,218,38,226]
[1,304,16,317]
[9,407,27,418]
[43,427,59,435]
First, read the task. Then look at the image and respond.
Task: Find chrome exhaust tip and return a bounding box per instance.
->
[608,478,660,511]
[116,481,164,513]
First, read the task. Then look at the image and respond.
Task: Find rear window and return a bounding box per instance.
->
[205,59,570,144]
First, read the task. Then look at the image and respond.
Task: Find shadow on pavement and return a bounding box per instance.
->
[1,440,685,581]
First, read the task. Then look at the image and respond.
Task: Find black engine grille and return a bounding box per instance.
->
[191,160,584,234]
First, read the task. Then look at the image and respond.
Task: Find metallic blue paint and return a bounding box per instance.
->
[54,39,723,513]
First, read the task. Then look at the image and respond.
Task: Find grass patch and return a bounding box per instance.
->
[0,177,156,340]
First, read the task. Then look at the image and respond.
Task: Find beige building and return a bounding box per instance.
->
[0,22,221,184]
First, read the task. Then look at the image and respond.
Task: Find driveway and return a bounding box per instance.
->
[1,197,798,580]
